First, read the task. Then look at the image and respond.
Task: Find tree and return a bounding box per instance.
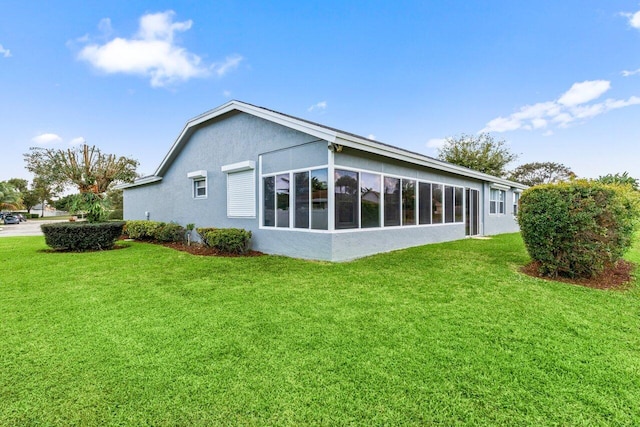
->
[596,172,638,191]
[24,144,138,222]
[508,162,575,186]
[437,133,518,177]
[0,182,21,210]
[7,178,28,193]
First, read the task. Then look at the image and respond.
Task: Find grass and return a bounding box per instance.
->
[1,234,639,426]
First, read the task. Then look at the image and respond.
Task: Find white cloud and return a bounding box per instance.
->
[426,138,447,149]
[222,90,232,98]
[622,68,640,77]
[308,101,327,112]
[32,133,63,145]
[367,134,376,140]
[0,44,11,58]
[557,80,610,106]
[481,79,639,133]
[212,54,243,77]
[77,11,240,87]
[623,10,640,29]
[69,137,86,146]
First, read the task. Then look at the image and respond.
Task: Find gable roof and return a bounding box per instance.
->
[125,100,527,190]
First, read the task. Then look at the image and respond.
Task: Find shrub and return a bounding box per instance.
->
[199,228,252,254]
[41,222,125,251]
[154,222,186,242]
[108,209,123,220]
[124,220,185,242]
[518,180,639,278]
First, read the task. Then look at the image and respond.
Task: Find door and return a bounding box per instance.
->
[465,189,480,236]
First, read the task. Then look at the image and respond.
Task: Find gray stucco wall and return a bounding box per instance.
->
[124,112,521,261]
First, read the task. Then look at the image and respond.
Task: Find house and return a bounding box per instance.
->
[122,100,527,261]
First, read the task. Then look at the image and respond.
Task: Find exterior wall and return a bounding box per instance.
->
[124,112,329,256]
[482,183,520,235]
[124,111,523,262]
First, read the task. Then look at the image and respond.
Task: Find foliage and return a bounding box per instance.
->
[437,133,518,177]
[6,178,28,193]
[106,188,123,210]
[1,234,640,425]
[124,220,185,242]
[199,228,252,254]
[24,144,138,222]
[508,162,575,186]
[597,172,639,190]
[52,194,78,211]
[108,209,123,220]
[518,180,639,278]
[40,221,125,251]
[0,182,21,210]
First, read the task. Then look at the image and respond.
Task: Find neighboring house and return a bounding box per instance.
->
[121,100,527,261]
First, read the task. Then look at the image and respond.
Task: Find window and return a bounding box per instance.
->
[490,188,506,214]
[418,182,431,225]
[513,191,521,215]
[402,180,416,225]
[444,185,455,223]
[361,172,381,228]
[263,168,328,230]
[188,170,208,199]
[432,184,443,223]
[335,169,359,229]
[455,187,464,223]
[226,169,255,217]
[263,176,275,226]
[294,171,309,228]
[193,179,206,198]
[276,174,290,227]
[384,177,401,226]
[311,169,328,230]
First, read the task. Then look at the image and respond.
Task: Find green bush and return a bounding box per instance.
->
[154,222,186,242]
[518,180,639,278]
[41,222,125,251]
[29,213,40,219]
[124,220,185,242]
[108,209,123,220]
[199,228,252,254]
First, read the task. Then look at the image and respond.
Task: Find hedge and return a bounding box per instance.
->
[518,180,639,278]
[41,222,125,251]
[124,220,186,242]
[197,227,252,254]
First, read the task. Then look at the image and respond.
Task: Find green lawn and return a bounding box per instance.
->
[1,234,639,426]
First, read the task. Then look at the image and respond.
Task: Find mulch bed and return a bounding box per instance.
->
[521,260,636,290]
[155,241,264,257]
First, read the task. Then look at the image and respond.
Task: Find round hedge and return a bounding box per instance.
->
[41,221,125,251]
[518,180,638,278]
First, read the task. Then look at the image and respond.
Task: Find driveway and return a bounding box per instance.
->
[0,219,69,237]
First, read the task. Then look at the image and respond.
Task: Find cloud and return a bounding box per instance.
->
[212,54,243,77]
[557,80,610,106]
[77,11,240,87]
[69,137,86,146]
[222,90,232,98]
[0,44,11,58]
[308,101,327,112]
[622,68,640,77]
[367,134,376,140]
[623,10,640,29]
[426,138,447,149]
[32,133,63,145]
[481,80,640,133]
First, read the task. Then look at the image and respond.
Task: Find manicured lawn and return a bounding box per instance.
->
[1,234,639,425]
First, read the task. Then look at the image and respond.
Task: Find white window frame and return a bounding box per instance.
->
[513,191,522,216]
[187,170,208,199]
[489,187,506,215]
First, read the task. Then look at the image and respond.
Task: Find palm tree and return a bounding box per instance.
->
[0,182,21,210]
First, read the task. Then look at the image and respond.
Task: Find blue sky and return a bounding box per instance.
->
[1,1,639,183]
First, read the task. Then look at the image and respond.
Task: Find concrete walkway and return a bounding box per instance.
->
[0,219,69,237]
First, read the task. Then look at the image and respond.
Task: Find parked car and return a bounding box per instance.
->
[3,214,20,225]
[15,214,26,222]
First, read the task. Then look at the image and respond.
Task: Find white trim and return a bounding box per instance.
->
[187,170,207,179]
[221,160,256,173]
[490,183,510,191]
[115,176,162,189]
